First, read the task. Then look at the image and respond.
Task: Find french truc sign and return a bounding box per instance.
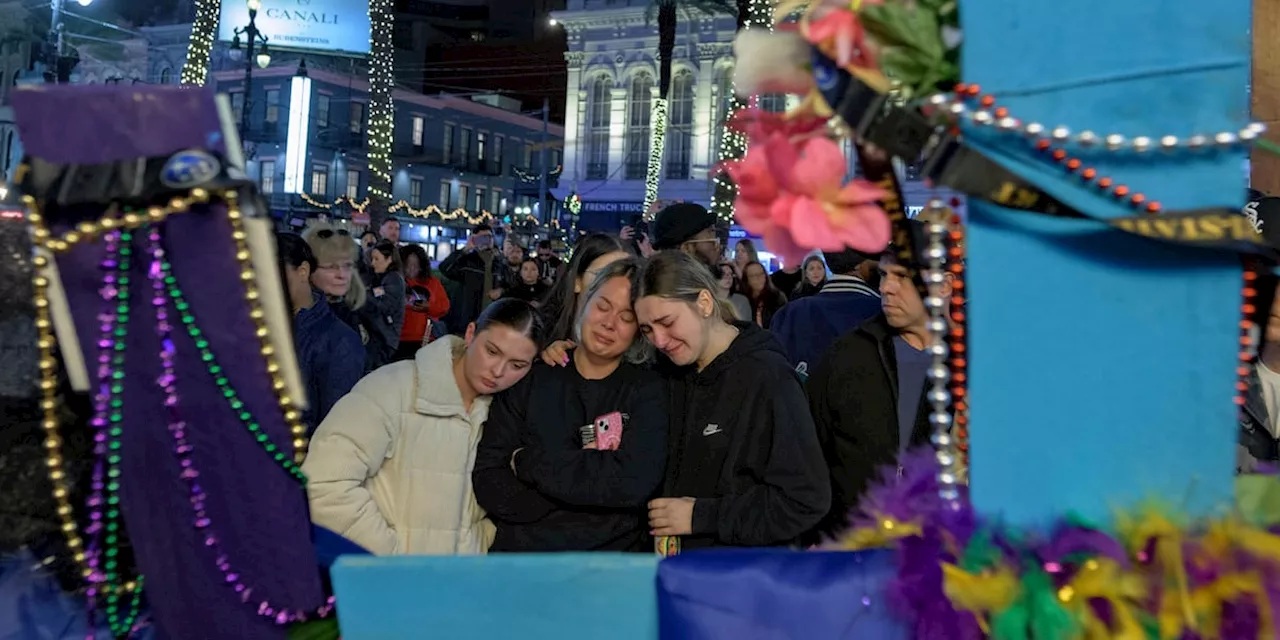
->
[218,0,371,57]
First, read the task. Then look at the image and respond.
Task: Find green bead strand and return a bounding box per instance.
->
[100,230,144,637]
[157,259,307,483]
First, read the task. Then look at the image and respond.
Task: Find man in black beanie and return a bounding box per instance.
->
[650,202,722,272]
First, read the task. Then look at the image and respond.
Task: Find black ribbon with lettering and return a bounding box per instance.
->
[810,50,1276,259]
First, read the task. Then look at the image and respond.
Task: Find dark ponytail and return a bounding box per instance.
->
[475,298,547,350]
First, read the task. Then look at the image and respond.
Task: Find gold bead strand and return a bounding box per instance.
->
[25,196,91,580]
[220,190,308,463]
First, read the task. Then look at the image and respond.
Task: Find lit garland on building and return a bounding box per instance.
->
[366,0,396,213]
[641,97,669,211]
[298,193,555,227]
[180,0,220,85]
[709,0,775,223]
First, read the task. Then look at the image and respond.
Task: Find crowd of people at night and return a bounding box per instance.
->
[276,195,1280,555]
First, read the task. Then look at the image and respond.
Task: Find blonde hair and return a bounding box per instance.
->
[301,221,366,310]
[636,251,737,324]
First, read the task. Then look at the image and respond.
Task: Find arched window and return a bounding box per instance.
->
[159,67,171,84]
[625,72,653,180]
[712,65,735,160]
[584,74,614,180]
[665,70,694,180]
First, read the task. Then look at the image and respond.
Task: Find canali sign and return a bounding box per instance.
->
[218,0,371,56]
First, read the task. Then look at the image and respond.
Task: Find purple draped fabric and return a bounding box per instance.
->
[12,86,323,639]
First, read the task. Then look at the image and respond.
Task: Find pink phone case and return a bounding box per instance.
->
[594,412,624,451]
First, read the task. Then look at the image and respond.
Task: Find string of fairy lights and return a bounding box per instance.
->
[366,0,396,206]
[709,0,774,224]
[298,193,558,228]
[179,0,220,85]
[641,98,670,212]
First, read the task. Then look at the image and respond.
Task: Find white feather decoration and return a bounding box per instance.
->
[732,28,815,98]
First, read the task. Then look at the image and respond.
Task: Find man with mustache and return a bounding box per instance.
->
[805,221,951,538]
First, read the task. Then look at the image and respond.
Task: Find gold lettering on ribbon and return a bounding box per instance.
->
[1112,214,1262,244]
[989,181,1041,210]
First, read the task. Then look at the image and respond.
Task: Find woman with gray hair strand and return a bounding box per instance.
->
[473,257,669,552]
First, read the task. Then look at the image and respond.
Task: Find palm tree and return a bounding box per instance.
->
[642,0,737,212]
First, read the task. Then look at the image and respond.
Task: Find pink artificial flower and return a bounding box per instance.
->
[726,133,890,266]
[729,106,828,143]
[803,7,879,70]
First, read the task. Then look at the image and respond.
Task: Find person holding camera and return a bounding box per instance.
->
[440,224,503,334]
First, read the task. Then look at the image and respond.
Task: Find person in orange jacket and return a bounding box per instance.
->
[396,244,451,361]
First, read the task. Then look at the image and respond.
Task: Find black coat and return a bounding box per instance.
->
[440,247,498,330]
[805,314,932,538]
[472,360,668,552]
[664,322,830,549]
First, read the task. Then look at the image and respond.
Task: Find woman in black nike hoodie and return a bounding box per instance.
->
[634,251,830,550]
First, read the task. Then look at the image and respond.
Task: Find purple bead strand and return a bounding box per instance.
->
[83,229,121,637]
[145,227,336,627]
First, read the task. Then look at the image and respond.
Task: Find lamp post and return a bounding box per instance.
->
[231,0,271,140]
[46,0,93,83]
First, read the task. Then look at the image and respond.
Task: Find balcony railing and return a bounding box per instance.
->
[665,161,690,180]
[624,160,647,181]
[312,127,367,150]
[585,162,609,181]
[391,143,504,175]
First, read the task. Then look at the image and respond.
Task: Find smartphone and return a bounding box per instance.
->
[593,411,625,451]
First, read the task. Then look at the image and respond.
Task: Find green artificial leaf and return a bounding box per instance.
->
[878,46,929,86]
[287,618,340,640]
[860,2,943,62]
[1236,474,1280,527]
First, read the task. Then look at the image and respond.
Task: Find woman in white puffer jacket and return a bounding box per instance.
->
[303,299,544,555]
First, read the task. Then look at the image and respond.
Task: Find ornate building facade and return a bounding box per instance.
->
[550,0,959,233]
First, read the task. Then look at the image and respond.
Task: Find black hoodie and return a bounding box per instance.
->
[664,322,830,549]
[473,358,668,552]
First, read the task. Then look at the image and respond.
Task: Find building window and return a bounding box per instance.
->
[159,68,170,84]
[265,88,280,124]
[439,181,452,209]
[346,169,361,200]
[760,94,787,114]
[625,72,653,180]
[316,94,330,128]
[475,187,486,211]
[230,91,244,123]
[491,189,502,212]
[443,123,455,160]
[412,116,424,147]
[585,74,613,180]
[493,136,504,171]
[259,159,275,194]
[349,101,365,134]
[310,165,329,196]
[666,70,694,180]
[477,132,487,161]
[459,185,471,210]
[410,178,423,207]
[713,65,734,159]
[523,142,533,167]
[461,128,473,162]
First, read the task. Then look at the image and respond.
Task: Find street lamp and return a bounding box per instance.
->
[231,0,271,140]
[47,0,93,82]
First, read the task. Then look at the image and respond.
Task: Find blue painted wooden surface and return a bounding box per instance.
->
[331,554,659,640]
[960,0,1249,527]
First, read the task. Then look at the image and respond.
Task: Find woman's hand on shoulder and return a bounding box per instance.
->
[540,340,576,366]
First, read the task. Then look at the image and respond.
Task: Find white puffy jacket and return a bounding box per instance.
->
[303,336,496,555]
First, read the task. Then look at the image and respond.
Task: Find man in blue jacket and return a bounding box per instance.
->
[769,248,882,380]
